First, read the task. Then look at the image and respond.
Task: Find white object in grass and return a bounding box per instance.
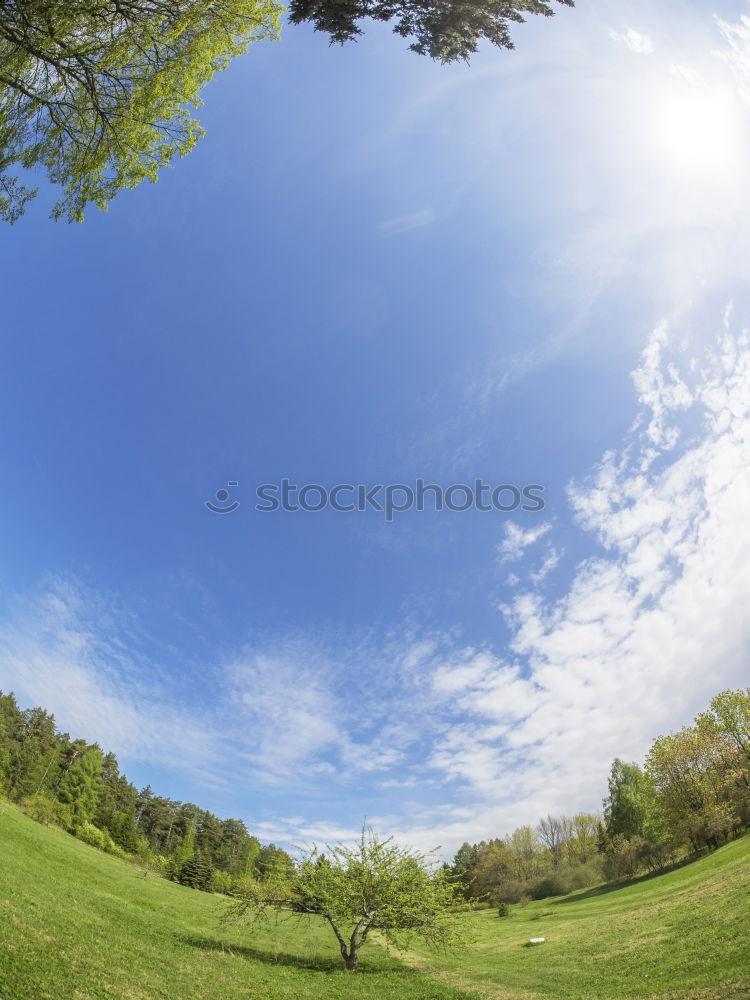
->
[528,937,545,945]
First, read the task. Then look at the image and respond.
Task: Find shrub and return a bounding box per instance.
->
[491,879,527,904]
[146,854,170,877]
[531,873,571,900]
[497,902,512,917]
[634,838,677,873]
[603,835,641,880]
[563,860,603,890]
[134,835,156,864]
[213,869,234,895]
[75,821,132,858]
[76,821,110,850]
[230,873,257,895]
[21,794,72,829]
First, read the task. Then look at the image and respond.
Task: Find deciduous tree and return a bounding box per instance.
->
[537,814,569,868]
[0,0,281,221]
[646,726,737,851]
[227,827,468,971]
[603,760,650,840]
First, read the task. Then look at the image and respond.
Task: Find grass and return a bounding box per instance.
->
[397,835,750,1000]
[0,802,470,1000]
[2,802,749,1000]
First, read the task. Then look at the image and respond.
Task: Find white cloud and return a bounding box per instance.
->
[0,585,429,795]
[668,62,703,85]
[497,521,552,562]
[630,320,693,462]
[608,26,655,55]
[400,639,438,671]
[0,580,225,786]
[433,651,499,695]
[228,646,342,777]
[379,776,418,789]
[530,546,563,584]
[416,311,750,850]
[716,14,750,107]
[4,310,750,857]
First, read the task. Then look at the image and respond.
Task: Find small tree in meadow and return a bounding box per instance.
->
[226,826,468,971]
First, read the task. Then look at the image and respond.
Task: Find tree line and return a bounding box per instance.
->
[0,690,294,894]
[446,688,750,905]
[2,686,748,903]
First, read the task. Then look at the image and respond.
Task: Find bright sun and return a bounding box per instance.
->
[648,80,743,174]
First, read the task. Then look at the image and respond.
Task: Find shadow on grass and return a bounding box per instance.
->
[182,936,343,970]
[553,853,702,905]
[182,936,412,975]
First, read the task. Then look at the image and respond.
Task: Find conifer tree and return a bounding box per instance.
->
[289,0,574,63]
[179,851,215,891]
[58,745,103,828]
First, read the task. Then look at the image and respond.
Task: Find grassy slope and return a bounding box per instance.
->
[2,803,749,1000]
[400,835,750,1000]
[0,803,470,1000]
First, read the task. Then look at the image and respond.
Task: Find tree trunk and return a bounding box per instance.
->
[344,951,358,971]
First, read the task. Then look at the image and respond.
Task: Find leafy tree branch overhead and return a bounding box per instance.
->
[289,0,575,63]
[0,0,574,222]
[0,0,282,222]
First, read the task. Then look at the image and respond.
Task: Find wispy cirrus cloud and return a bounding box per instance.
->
[376,209,435,237]
[0,580,226,787]
[608,25,655,54]
[0,587,443,802]
[3,307,750,855]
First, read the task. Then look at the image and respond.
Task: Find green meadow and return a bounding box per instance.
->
[1,802,748,1000]
[400,834,750,999]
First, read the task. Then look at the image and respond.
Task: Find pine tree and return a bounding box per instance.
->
[289,0,574,64]
[167,821,196,880]
[178,851,215,891]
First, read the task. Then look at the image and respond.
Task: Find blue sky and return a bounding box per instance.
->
[2,0,750,854]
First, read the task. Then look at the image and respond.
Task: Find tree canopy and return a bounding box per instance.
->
[0,0,281,222]
[288,0,575,64]
[227,827,468,970]
[0,0,575,222]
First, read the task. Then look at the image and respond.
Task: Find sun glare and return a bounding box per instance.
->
[648,80,744,174]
